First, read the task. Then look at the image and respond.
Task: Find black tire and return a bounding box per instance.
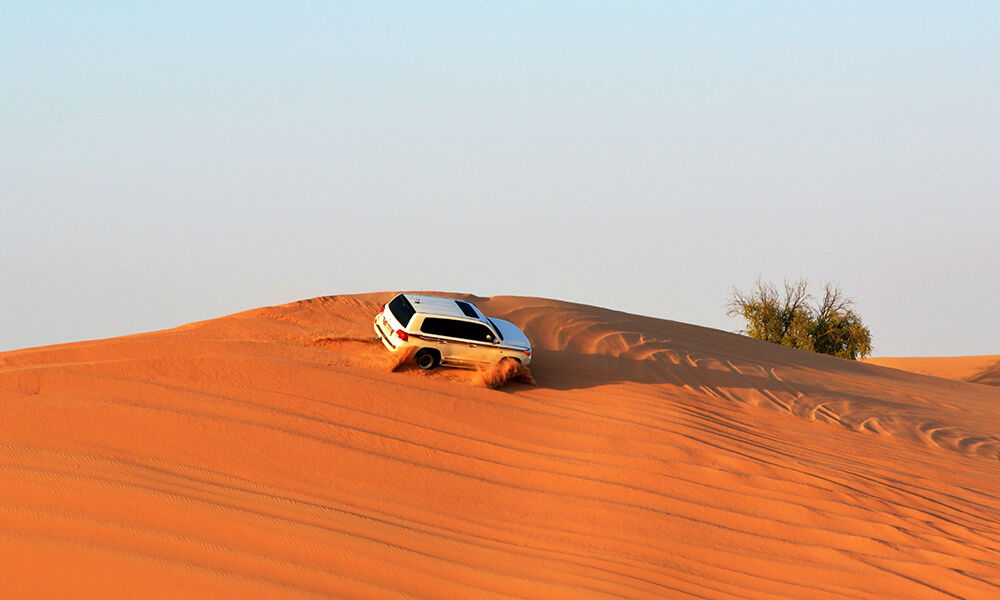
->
[500,356,521,367]
[415,349,440,370]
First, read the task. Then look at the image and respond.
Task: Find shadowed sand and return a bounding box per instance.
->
[2,293,998,599]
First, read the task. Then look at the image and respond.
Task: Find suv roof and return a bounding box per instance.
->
[403,294,487,322]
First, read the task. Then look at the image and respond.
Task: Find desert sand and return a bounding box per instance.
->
[1,292,998,599]
[865,355,1000,388]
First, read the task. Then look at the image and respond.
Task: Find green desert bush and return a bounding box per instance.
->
[727,278,873,360]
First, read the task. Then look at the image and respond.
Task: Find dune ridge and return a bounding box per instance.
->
[2,293,998,599]
[865,355,1000,388]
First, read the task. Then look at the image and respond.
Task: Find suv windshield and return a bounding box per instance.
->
[455,301,479,319]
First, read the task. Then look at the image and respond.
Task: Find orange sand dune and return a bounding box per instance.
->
[2,293,999,599]
[865,355,1000,387]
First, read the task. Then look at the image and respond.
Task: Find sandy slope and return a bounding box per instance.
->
[1,293,998,599]
[865,355,1000,387]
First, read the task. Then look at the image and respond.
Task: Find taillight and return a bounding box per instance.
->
[395,329,409,341]
[523,349,531,356]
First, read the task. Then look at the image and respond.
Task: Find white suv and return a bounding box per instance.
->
[374,293,532,370]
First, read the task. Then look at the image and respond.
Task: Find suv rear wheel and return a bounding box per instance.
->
[414,349,440,370]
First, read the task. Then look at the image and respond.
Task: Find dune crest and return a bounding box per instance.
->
[866,354,1000,387]
[2,293,999,599]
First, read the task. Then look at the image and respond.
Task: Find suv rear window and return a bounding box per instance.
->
[388,294,416,327]
[420,317,495,343]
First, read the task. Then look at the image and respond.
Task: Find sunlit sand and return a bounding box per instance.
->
[2,293,998,598]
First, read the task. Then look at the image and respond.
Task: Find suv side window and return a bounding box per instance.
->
[419,317,457,338]
[463,323,495,343]
[421,318,495,343]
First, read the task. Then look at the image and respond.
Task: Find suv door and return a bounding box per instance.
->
[456,321,500,366]
[419,317,499,366]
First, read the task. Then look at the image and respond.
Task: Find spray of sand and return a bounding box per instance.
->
[472,359,536,389]
[385,346,417,372]
[305,335,411,371]
[306,335,530,384]
[308,335,380,347]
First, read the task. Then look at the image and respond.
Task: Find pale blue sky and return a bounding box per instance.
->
[3,2,998,356]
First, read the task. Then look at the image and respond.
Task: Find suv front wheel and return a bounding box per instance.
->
[414,349,440,370]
